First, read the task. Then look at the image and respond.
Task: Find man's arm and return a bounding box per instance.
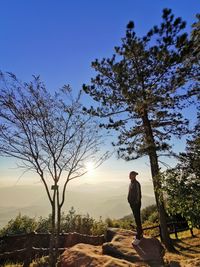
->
[136,181,141,203]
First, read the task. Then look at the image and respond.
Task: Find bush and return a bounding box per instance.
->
[141,204,158,223]
[0,214,38,236]
[105,216,133,230]
[0,208,107,237]
[60,207,107,235]
[36,215,52,233]
[0,205,160,237]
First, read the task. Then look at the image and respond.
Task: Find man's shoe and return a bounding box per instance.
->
[132,238,141,246]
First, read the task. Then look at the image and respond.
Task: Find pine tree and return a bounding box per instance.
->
[189,13,200,82]
[83,9,196,251]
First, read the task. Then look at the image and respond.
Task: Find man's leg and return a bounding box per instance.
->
[133,205,143,239]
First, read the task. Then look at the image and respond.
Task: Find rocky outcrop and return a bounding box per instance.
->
[59,243,147,267]
[60,228,165,266]
[103,228,164,265]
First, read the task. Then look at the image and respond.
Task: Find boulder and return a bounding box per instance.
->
[60,228,165,266]
[59,243,147,267]
[103,228,165,266]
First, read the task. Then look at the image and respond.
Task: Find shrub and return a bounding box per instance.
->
[0,214,37,236]
[0,208,107,237]
[141,204,158,223]
[60,207,107,235]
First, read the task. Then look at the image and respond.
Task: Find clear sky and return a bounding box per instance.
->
[0,0,199,186]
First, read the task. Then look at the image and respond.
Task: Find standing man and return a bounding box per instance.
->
[128,171,143,245]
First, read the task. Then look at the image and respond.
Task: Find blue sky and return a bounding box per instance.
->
[0,0,199,186]
[1,0,199,90]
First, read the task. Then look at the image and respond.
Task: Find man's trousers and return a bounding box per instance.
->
[130,203,143,239]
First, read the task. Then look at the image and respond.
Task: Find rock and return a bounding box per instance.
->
[132,236,165,264]
[60,228,165,267]
[103,228,165,266]
[59,243,146,266]
[102,242,140,262]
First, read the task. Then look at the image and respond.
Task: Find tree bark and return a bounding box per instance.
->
[55,187,61,262]
[49,188,56,267]
[142,111,175,252]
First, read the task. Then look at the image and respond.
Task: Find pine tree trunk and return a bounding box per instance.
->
[148,151,175,252]
[142,111,175,252]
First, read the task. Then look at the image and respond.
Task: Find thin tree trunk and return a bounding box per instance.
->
[142,111,175,252]
[55,186,61,262]
[50,188,57,267]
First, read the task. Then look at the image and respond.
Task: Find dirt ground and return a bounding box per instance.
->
[164,229,200,266]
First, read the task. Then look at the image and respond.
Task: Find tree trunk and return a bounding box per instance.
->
[49,188,57,267]
[148,150,175,252]
[142,111,175,252]
[55,187,61,262]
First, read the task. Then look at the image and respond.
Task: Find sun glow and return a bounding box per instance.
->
[85,161,95,173]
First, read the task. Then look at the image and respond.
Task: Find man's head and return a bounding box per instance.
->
[129,171,138,181]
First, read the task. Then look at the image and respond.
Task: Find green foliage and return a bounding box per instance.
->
[0,208,107,237]
[0,205,165,244]
[0,205,160,237]
[162,119,200,227]
[0,214,37,236]
[148,211,159,224]
[163,169,200,227]
[189,13,200,82]
[104,205,159,231]
[105,217,133,230]
[142,221,160,237]
[60,207,107,235]
[141,204,158,223]
[36,215,52,233]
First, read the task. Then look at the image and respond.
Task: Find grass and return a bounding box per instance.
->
[2,256,50,267]
[170,227,198,239]
[1,264,23,267]
[165,228,200,266]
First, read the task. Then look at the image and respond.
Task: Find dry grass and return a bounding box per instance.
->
[165,228,200,266]
[2,256,49,267]
[2,265,23,267]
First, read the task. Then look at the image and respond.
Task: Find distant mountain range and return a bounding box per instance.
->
[0,181,155,228]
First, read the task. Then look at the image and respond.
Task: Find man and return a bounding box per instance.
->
[128,171,143,245]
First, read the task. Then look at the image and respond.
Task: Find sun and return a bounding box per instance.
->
[85,161,95,173]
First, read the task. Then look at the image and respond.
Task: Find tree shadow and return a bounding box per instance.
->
[166,261,181,267]
[172,238,200,257]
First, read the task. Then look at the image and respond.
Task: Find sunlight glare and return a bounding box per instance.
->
[85,161,95,173]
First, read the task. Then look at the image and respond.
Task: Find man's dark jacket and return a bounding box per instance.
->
[128,179,141,206]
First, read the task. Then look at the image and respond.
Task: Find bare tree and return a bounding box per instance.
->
[0,72,109,264]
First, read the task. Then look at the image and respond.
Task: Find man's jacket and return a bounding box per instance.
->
[128,180,141,206]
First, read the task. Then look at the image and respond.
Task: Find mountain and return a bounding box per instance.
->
[0,181,155,228]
